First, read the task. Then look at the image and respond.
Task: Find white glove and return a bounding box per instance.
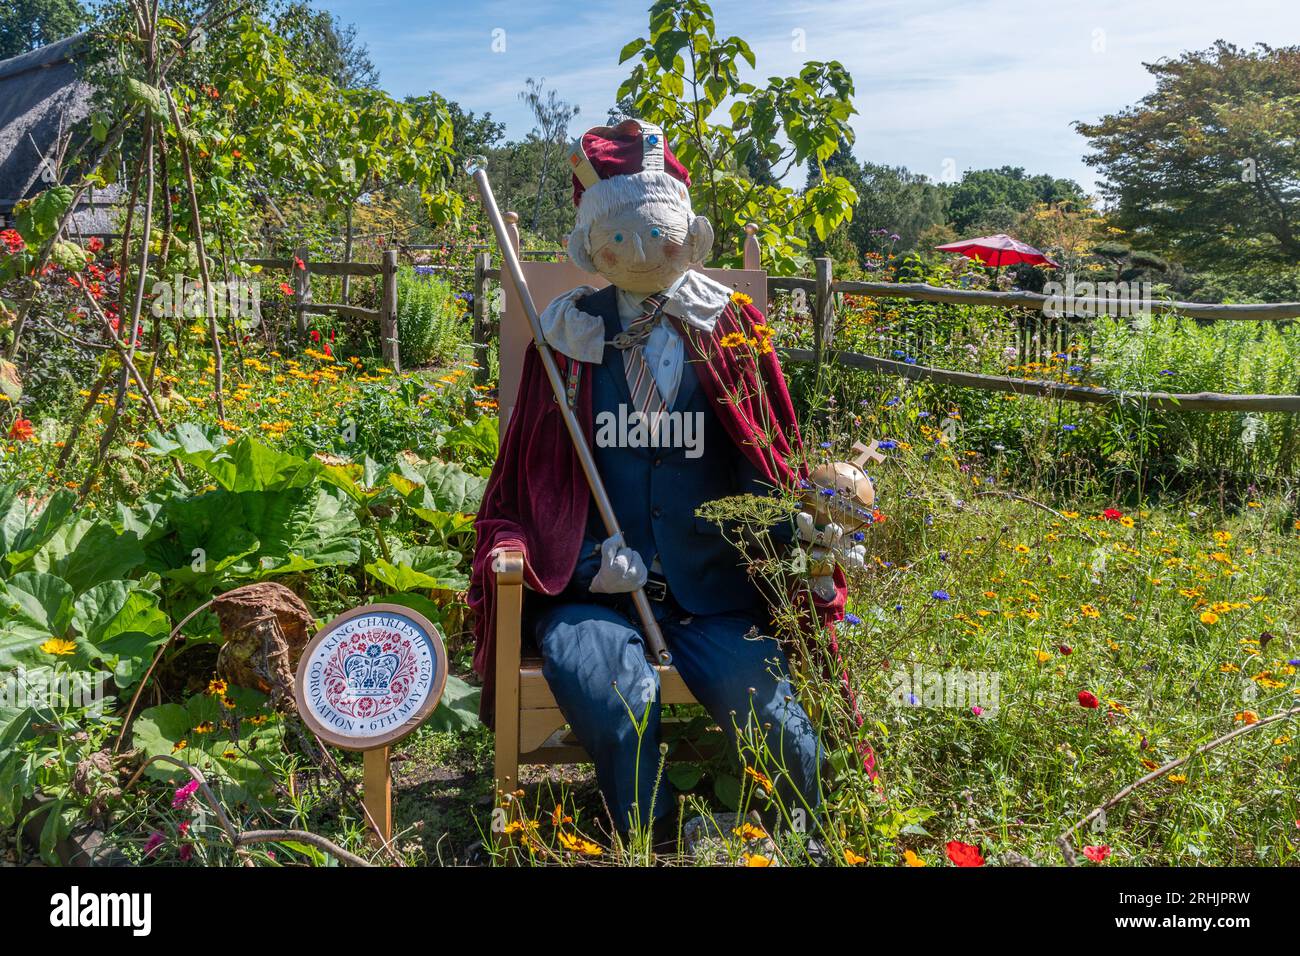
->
[589,535,648,594]
[840,542,867,568]
[796,511,844,550]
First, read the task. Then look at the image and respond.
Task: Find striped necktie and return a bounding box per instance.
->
[612,292,669,417]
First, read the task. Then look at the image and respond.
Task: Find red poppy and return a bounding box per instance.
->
[1078,690,1100,709]
[87,237,104,253]
[293,256,306,271]
[1102,508,1123,521]
[309,329,321,342]
[1058,644,1073,655]
[945,840,984,867]
[279,282,293,296]
[1083,845,1111,863]
[8,418,34,441]
[322,344,332,358]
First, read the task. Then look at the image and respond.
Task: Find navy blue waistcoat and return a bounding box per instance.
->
[569,285,766,615]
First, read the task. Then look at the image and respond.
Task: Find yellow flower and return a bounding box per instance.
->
[744,765,773,793]
[719,331,749,349]
[844,849,866,865]
[730,291,753,307]
[1014,543,1031,554]
[40,638,76,656]
[1080,604,1101,618]
[1199,610,1219,625]
[1168,773,1187,784]
[557,831,603,856]
[733,822,767,841]
[208,679,228,697]
[903,849,927,867]
[1034,650,1051,664]
[743,853,773,867]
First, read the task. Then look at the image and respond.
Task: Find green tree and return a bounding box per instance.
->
[617,0,858,271]
[0,0,87,59]
[269,0,380,89]
[946,166,1085,234]
[1076,41,1300,268]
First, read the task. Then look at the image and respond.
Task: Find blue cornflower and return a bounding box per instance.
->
[852,531,865,542]
[884,397,900,407]
[844,613,862,626]
[1062,424,1077,432]
[878,440,898,450]
[931,589,951,601]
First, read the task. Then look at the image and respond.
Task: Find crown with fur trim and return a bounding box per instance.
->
[568,119,693,229]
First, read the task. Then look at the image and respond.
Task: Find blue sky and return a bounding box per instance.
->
[316,0,1300,193]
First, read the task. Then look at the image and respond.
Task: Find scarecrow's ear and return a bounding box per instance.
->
[686,214,714,265]
[567,224,597,274]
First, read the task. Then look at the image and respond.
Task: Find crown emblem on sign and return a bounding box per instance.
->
[343,643,400,697]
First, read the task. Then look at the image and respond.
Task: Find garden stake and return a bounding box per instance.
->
[466,156,670,665]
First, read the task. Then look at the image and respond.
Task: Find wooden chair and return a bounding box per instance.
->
[490,213,766,794]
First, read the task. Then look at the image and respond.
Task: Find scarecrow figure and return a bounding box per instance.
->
[470,119,866,838]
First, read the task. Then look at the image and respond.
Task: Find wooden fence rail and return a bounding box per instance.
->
[244,249,400,370]
[464,237,1300,415]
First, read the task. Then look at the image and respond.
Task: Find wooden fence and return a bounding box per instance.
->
[772,259,1300,415]
[244,247,401,370]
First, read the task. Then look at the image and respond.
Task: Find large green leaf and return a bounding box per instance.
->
[32,518,144,592]
[72,581,169,686]
[365,546,466,592]
[0,489,77,573]
[425,674,481,731]
[150,430,323,492]
[0,572,75,633]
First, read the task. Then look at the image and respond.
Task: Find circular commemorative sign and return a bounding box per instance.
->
[294,603,448,751]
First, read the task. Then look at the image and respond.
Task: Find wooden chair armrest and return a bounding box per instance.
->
[492,547,525,584]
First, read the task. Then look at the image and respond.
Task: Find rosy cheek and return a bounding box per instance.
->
[599,248,619,268]
[662,240,683,258]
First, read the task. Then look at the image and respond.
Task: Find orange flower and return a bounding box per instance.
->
[7,417,33,441]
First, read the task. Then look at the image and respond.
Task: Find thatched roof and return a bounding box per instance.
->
[0,32,123,235]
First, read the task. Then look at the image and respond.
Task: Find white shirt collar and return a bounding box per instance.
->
[539,269,736,364]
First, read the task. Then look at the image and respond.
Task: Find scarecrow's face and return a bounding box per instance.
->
[586,203,692,295]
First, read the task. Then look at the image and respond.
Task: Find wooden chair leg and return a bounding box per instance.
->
[493,549,525,799]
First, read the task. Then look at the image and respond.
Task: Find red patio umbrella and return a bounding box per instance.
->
[935,233,1060,269]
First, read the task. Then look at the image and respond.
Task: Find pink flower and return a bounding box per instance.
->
[971,705,984,716]
[172,779,200,809]
[179,844,193,862]
[143,831,165,857]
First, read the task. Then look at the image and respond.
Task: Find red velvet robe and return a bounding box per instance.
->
[469,300,869,774]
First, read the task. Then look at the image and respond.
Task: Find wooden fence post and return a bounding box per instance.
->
[743,223,761,271]
[293,245,310,336]
[380,249,399,371]
[814,256,835,371]
[472,251,491,387]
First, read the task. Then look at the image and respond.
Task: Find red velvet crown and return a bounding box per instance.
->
[569,119,691,207]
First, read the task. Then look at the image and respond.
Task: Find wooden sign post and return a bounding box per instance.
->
[294,604,448,849]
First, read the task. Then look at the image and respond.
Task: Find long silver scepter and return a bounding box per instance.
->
[466,157,671,665]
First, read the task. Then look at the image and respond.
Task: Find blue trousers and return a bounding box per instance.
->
[534,599,823,833]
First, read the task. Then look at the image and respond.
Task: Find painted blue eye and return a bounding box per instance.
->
[613,233,623,243]
[650,227,661,238]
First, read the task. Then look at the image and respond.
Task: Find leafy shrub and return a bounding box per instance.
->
[396,266,471,368]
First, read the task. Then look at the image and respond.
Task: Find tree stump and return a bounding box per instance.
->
[213,583,315,712]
